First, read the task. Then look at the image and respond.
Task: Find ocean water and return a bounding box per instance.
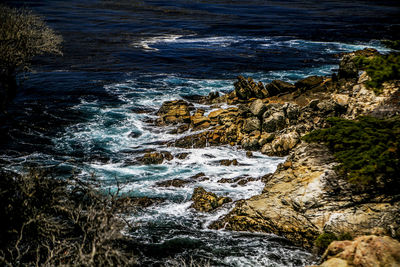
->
[1,0,399,266]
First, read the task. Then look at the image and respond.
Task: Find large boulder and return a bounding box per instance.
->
[191,187,232,212]
[295,76,324,91]
[156,100,193,125]
[265,80,296,96]
[317,235,400,267]
[263,131,300,156]
[250,99,267,117]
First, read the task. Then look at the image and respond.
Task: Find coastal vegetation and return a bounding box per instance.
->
[0,169,136,266]
[0,4,62,111]
[353,53,400,93]
[314,232,353,255]
[303,116,400,194]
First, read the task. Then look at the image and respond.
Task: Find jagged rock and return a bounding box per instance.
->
[262,111,286,132]
[265,80,296,96]
[295,76,324,91]
[137,151,174,164]
[208,91,220,100]
[234,76,268,100]
[338,54,358,80]
[210,143,400,248]
[243,117,261,133]
[191,115,211,130]
[156,178,189,187]
[250,99,267,117]
[317,235,400,267]
[190,187,232,212]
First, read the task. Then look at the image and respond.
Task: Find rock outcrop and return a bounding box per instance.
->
[210,143,400,248]
[147,49,400,254]
[315,235,400,267]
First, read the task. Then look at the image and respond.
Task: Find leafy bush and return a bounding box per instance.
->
[0,169,137,266]
[314,232,352,255]
[303,116,400,194]
[353,53,400,94]
[0,4,62,74]
[0,4,62,111]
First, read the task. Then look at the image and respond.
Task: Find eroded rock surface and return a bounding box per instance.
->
[210,143,400,248]
[315,235,400,267]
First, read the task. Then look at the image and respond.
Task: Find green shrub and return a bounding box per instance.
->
[353,53,400,94]
[314,232,352,255]
[382,40,400,50]
[303,116,400,194]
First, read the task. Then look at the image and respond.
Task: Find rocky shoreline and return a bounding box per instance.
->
[140,48,400,265]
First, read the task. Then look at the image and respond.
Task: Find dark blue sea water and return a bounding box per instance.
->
[1,1,400,266]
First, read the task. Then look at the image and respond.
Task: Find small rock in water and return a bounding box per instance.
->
[156,178,190,187]
[128,131,142,138]
[219,159,239,166]
[190,187,232,212]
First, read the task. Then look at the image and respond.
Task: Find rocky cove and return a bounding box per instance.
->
[136,48,400,265]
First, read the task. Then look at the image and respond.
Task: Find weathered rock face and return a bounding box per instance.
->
[316,235,400,267]
[156,100,193,125]
[345,74,400,119]
[191,187,232,212]
[210,143,400,248]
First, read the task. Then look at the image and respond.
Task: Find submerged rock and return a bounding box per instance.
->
[156,178,189,188]
[191,187,232,212]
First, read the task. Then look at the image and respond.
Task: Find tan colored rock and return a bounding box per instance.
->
[319,235,400,267]
[211,143,400,248]
[156,100,192,125]
[191,187,232,212]
[318,258,349,267]
[331,94,349,106]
